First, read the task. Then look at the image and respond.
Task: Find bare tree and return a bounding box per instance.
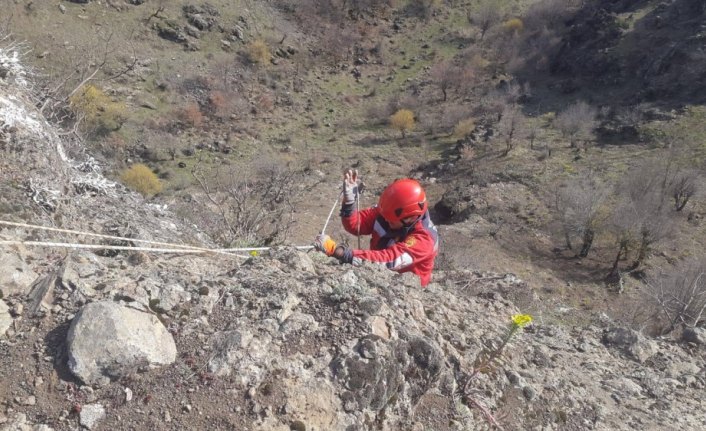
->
[554,173,609,256]
[430,61,457,102]
[320,24,361,64]
[669,170,699,211]
[645,260,706,333]
[554,101,597,148]
[189,160,301,246]
[467,0,503,41]
[607,200,638,277]
[497,105,523,156]
[526,120,540,150]
[610,163,675,272]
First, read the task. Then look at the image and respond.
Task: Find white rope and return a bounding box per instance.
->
[321,192,342,235]
[214,245,314,252]
[0,240,250,258]
[0,220,211,252]
[0,219,315,255]
[356,186,361,249]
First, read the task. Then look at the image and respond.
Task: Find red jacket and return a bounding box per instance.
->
[341,206,439,286]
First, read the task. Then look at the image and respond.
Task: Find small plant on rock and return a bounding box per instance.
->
[458,314,533,428]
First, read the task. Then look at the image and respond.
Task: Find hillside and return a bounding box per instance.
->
[1,0,706,429]
[1,73,705,429]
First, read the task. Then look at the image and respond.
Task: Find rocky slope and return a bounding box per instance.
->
[1,48,706,431]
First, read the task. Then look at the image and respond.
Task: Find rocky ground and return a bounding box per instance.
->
[2,40,706,431]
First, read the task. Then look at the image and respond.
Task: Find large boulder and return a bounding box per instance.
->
[602,326,658,363]
[66,301,177,385]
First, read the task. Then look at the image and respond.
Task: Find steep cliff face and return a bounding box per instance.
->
[1,48,706,431]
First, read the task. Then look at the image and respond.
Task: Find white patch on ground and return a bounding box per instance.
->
[0,47,43,134]
[0,47,119,197]
[0,94,43,134]
[0,49,30,88]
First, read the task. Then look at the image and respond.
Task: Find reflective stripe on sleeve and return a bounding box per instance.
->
[387,252,413,270]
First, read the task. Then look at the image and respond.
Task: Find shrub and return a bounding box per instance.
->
[644,260,706,333]
[189,161,301,246]
[246,39,270,65]
[554,101,597,148]
[69,84,127,135]
[453,118,476,139]
[207,91,228,115]
[176,102,204,128]
[502,18,524,34]
[390,109,415,138]
[120,163,162,197]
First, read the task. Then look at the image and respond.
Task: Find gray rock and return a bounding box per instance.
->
[602,327,658,363]
[0,300,11,336]
[208,330,273,385]
[147,283,191,312]
[682,327,706,345]
[2,413,53,430]
[187,14,209,31]
[279,312,318,335]
[66,301,176,384]
[79,404,105,430]
[233,25,245,41]
[0,252,38,297]
[522,385,537,401]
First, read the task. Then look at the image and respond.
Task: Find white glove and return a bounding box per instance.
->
[342,169,360,205]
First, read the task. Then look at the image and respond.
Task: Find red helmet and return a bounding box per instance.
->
[378,178,428,223]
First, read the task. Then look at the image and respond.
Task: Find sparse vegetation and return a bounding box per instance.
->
[68,85,126,136]
[453,118,475,140]
[390,109,415,138]
[189,161,301,246]
[644,260,706,333]
[120,164,163,197]
[554,173,609,257]
[554,101,597,148]
[246,39,270,65]
[467,0,504,41]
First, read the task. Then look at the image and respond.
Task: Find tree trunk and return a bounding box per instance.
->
[633,240,650,270]
[610,243,628,276]
[675,194,689,211]
[564,231,573,250]
[579,229,594,258]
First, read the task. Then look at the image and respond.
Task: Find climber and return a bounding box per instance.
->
[314,169,439,286]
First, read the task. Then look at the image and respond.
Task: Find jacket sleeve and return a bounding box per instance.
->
[350,229,435,271]
[341,206,377,236]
